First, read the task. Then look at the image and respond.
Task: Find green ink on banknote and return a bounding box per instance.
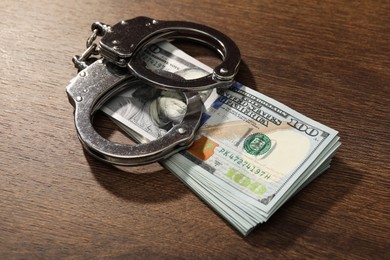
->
[225,168,267,195]
[244,133,271,156]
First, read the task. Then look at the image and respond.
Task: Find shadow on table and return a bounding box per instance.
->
[244,156,362,249]
[86,149,190,204]
[235,60,257,88]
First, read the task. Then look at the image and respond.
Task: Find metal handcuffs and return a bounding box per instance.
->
[66,16,240,165]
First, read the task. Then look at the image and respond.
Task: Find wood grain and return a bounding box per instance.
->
[0,0,389,258]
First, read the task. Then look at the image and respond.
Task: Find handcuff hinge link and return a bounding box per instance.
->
[72,22,112,72]
[86,29,98,49]
[91,22,111,37]
[72,43,98,71]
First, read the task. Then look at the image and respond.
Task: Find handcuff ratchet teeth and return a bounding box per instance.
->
[66,16,241,166]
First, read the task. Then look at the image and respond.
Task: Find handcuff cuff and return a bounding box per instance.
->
[66,16,241,166]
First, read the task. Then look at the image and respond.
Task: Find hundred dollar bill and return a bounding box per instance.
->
[101,41,340,235]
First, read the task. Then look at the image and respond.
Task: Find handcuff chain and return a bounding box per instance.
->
[72,29,101,71]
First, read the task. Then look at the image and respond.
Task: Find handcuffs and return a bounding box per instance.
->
[66,16,240,166]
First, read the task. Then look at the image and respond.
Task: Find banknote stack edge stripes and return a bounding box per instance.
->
[101,42,341,235]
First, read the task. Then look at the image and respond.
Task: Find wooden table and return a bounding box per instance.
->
[1,0,389,258]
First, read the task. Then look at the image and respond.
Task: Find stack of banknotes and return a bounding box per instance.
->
[101,42,341,236]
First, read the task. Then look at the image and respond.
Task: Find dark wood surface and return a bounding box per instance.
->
[1,0,389,258]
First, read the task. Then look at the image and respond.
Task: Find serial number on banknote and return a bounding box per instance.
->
[217,147,271,180]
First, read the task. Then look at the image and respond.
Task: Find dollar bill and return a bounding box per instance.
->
[101,41,340,235]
